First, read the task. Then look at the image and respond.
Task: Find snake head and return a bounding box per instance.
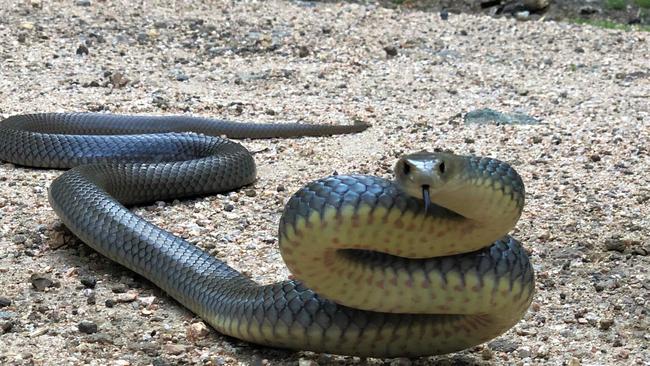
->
[394,151,461,209]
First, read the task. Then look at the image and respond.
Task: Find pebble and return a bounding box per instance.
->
[604,237,626,252]
[464,108,539,125]
[75,0,91,6]
[116,291,138,303]
[488,338,519,353]
[599,317,614,330]
[0,319,13,333]
[383,45,398,57]
[76,44,89,56]
[298,359,319,366]
[567,357,581,366]
[105,299,116,308]
[0,296,11,307]
[30,274,55,291]
[297,45,310,58]
[186,322,210,342]
[515,11,530,21]
[78,320,98,334]
[111,284,128,293]
[80,276,97,289]
[162,344,187,355]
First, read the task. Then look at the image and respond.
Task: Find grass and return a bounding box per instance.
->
[635,0,650,8]
[606,0,627,10]
[571,18,650,31]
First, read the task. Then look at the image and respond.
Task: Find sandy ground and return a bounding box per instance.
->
[0,1,649,365]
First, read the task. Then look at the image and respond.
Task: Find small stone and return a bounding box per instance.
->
[0,297,11,307]
[111,284,128,293]
[481,347,493,360]
[12,234,27,244]
[163,344,187,355]
[574,47,585,54]
[224,204,235,212]
[114,360,130,366]
[389,358,411,366]
[30,274,54,291]
[116,291,138,303]
[0,319,13,333]
[517,346,532,358]
[245,189,257,197]
[604,237,626,252]
[87,292,96,305]
[78,320,98,334]
[488,338,519,353]
[276,185,285,192]
[599,317,614,330]
[384,45,398,57]
[298,359,318,366]
[76,44,89,56]
[20,22,35,30]
[589,154,601,162]
[567,357,581,366]
[536,344,549,358]
[105,299,116,308]
[110,72,129,88]
[515,11,530,21]
[440,9,448,20]
[186,322,210,342]
[75,0,91,6]
[80,276,97,289]
[298,45,309,58]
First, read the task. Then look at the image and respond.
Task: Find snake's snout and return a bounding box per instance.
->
[394,151,454,201]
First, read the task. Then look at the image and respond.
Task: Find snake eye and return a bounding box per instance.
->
[402,161,411,175]
[438,162,445,174]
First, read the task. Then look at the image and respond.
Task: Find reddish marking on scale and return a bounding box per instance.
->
[438,305,449,311]
[366,215,374,225]
[283,247,294,255]
[405,279,413,288]
[376,280,385,290]
[389,277,397,286]
[500,289,509,296]
[366,277,373,286]
[436,231,447,238]
[320,221,328,229]
[294,230,303,239]
[287,274,295,280]
[471,285,480,292]
[347,271,355,278]
[332,237,340,245]
[454,285,463,292]
[394,219,404,229]
[443,330,451,337]
[446,297,454,303]
[412,295,421,303]
[421,281,430,289]
[464,297,470,303]
[406,223,416,231]
[352,215,361,228]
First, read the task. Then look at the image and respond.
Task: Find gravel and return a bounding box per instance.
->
[0,0,649,365]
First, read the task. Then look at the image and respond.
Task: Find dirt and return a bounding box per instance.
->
[0,0,648,365]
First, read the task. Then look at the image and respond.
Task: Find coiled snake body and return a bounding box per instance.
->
[0,113,534,357]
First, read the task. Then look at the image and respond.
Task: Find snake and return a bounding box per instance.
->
[0,113,534,358]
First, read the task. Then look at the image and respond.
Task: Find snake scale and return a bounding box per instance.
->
[0,113,534,357]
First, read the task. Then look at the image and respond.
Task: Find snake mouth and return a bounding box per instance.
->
[422,185,430,213]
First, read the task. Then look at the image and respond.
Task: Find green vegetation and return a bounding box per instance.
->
[635,0,650,8]
[571,18,650,31]
[606,0,627,10]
